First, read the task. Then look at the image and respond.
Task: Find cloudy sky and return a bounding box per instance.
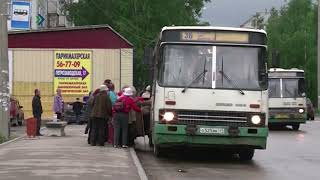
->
[201,0,288,27]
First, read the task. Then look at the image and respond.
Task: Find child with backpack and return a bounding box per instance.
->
[113,88,141,148]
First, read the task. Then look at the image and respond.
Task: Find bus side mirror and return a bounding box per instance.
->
[143,47,153,66]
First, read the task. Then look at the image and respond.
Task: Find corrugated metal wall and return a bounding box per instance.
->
[92,49,120,91]
[12,48,132,119]
[120,48,133,88]
[13,49,54,119]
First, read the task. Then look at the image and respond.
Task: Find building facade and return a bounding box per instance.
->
[8,25,133,119]
[8,0,74,31]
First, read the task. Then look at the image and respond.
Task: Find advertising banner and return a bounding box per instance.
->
[54,51,92,95]
[11,1,31,30]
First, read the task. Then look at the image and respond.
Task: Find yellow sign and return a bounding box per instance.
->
[54,50,92,95]
[181,31,249,43]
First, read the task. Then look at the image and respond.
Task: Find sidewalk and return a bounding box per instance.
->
[0,125,141,180]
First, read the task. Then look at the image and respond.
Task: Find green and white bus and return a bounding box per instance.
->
[147,26,269,160]
[268,68,307,130]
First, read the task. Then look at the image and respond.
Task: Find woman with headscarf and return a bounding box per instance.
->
[113,88,141,148]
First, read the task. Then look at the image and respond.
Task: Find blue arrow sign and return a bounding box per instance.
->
[36,14,45,26]
[55,67,90,80]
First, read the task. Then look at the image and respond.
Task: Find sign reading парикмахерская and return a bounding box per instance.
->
[54,51,92,95]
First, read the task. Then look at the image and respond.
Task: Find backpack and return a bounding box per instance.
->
[113,98,126,112]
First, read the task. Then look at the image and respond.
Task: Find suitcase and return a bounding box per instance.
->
[108,122,114,144]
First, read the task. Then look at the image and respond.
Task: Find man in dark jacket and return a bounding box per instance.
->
[72,98,83,124]
[90,85,112,146]
[32,89,43,136]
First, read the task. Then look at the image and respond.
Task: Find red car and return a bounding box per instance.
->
[10,97,24,126]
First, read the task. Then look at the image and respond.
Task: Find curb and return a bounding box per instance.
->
[0,127,46,148]
[130,147,149,180]
[0,135,26,147]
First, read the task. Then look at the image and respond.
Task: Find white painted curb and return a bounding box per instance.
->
[130,147,149,180]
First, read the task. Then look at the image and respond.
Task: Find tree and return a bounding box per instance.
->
[65,0,210,89]
[267,0,318,105]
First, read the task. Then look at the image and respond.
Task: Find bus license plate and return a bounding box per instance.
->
[199,127,225,135]
[275,114,289,119]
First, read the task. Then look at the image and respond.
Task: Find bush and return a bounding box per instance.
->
[0,133,7,144]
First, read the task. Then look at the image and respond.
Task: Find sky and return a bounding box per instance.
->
[201,0,288,27]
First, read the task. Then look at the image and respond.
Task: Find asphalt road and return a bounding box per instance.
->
[135,119,320,180]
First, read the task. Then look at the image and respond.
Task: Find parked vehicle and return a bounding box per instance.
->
[10,97,24,126]
[63,102,87,124]
[306,98,315,120]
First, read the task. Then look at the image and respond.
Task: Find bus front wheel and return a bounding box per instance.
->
[239,149,255,161]
[292,124,300,131]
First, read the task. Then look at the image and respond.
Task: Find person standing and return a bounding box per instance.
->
[84,91,94,144]
[72,98,83,124]
[90,85,112,146]
[53,88,64,120]
[32,89,43,136]
[113,88,141,148]
[107,83,117,105]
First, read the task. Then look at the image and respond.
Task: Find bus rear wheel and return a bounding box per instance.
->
[292,124,300,131]
[239,149,255,161]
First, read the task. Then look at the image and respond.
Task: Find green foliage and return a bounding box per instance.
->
[0,133,6,144]
[65,0,210,89]
[267,0,318,105]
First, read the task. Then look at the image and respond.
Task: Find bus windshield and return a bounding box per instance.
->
[268,78,305,98]
[159,45,266,90]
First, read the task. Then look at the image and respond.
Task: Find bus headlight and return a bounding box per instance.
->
[298,108,305,114]
[163,112,175,121]
[251,115,261,125]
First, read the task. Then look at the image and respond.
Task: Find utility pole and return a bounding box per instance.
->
[0,0,10,138]
[318,0,320,108]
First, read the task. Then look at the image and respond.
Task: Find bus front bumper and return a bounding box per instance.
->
[268,118,306,125]
[153,124,268,149]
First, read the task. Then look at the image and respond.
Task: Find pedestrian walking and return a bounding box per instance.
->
[32,89,43,136]
[72,98,83,124]
[113,88,141,148]
[53,88,64,120]
[90,85,112,146]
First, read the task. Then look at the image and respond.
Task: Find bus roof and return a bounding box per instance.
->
[269,68,304,73]
[161,26,267,34]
